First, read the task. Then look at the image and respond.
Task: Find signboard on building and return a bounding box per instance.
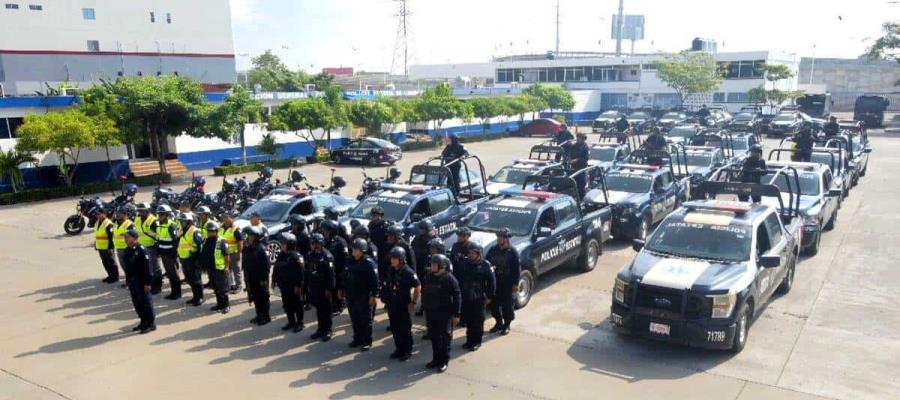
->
[611,15,645,41]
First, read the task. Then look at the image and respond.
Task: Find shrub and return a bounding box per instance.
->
[212,159,301,176]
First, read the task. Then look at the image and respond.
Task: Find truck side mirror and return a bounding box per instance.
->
[632,239,645,252]
[533,227,552,240]
[827,189,842,197]
[864,148,872,154]
[410,213,423,223]
[759,255,781,268]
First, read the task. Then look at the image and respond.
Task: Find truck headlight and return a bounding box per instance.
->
[709,293,736,319]
[614,278,628,304]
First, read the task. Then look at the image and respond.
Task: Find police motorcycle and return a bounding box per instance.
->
[150,175,207,210]
[356,166,403,201]
[64,181,137,235]
[246,167,276,200]
[284,168,348,196]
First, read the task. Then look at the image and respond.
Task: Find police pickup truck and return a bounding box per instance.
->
[772,146,851,199]
[584,149,690,240]
[610,180,802,353]
[671,145,729,199]
[443,175,613,308]
[485,145,565,195]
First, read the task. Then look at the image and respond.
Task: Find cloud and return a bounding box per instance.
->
[230,0,264,26]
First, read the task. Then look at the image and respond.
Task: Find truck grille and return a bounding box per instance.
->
[634,284,708,320]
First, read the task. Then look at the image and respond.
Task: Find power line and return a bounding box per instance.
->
[391,0,410,76]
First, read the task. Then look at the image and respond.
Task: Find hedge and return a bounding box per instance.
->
[213,159,301,176]
[0,173,171,206]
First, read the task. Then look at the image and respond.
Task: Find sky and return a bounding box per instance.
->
[229,0,897,73]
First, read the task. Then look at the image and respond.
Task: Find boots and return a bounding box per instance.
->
[281,314,297,331]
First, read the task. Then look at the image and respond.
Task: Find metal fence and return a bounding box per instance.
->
[830,92,900,112]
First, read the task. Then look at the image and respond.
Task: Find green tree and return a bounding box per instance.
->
[469,98,504,133]
[80,84,125,178]
[310,72,336,89]
[209,86,265,164]
[102,76,217,175]
[0,149,37,193]
[746,65,800,111]
[524,84,575,112]
[270,98,341,150]
[867,21,899,85]
[256,132,284,161]
[415,83,470,135]
[246,50,305,92]
[655,51,724,107]
[15,110,117,187]
[348,100,397,139]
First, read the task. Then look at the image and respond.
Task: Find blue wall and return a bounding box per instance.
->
[177,138,349,170]
[388,120,524,144]
[539,111,602,126]
[1,159,130,192]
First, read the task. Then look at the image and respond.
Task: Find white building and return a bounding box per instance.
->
[410,50,799,115]
[0,0,236,96]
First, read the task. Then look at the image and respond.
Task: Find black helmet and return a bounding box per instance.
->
[192,176,206,187]
[310,233,325,245]
[279,232,297,245]
[750,144,763,154]
[123,183,138,197]
[290,170,306,183]
[260,167,274,179]
[352,225,370,238]
[320,219,338,233]
[135,202,151,212]
[387,224,404,237]
[324,207,339,220]
[467,242,484,255]
[428,238,445,253]
[496,228,513,238]
[120,203,137,215]
[243,225,263,238]
[456,227,471,237]
[351,238,368,252]
[290,214,306,227]
[417,220,434,232]
[429,254,451,270]
[389,246,407,261]
[370,206,385,216]
[349,219,361,230]
[332,176,347,189]
[196,205,211,215]
[389,167,402,180]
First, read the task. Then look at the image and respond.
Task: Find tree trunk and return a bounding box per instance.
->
[240,124,247,165]
[154,131,168,176]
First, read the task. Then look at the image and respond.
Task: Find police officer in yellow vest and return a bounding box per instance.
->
[196,206,217,289]
[135,202,164,295]
[155,205,182,300]
[199,221,231,314]
[113,205,136,283]
[178,212,205,306]
[95,207,119,283]
[221,210,245,294]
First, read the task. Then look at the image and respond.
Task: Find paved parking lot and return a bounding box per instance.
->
[1,134,897,400]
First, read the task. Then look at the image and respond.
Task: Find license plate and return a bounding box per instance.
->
[649,322,670,336]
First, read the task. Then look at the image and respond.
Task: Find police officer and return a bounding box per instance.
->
[823,116,840,137]
[556,124,575,145]
[273,232,305,332]
[134,203,163,294]
[386,224,416,272]
[412,220,437,283]
[249,211,269,238]
[441,133,469,194]
[324,207,351,243]
[196,206,215,239]
[352,225,379,260]
[457,243,496,351]
[113,205,135,280]
[368,206,390,279]
[123,229,156,334]
[177,200,192,219]
[422,254,461,373]
[486,228,520,335]
[221,211,245,294]
[177,213,205,306]
[342,239,380,351]
[243,226,271,324]
[306,233,336,342]
[739,144,767,203]
[616,115,631,133]
[200,222,231,314]
[383,247,420,361]
[449,227,471,269]
[567,133,590,170]
[793,125,815,162]
[290,214,312,258]
[697,104,711,127]
[643,129,668,151]
[154,205,182,300]
[95,208,119,283]
[322,219,348,314]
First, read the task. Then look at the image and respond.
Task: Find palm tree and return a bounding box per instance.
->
[0,149,37,193]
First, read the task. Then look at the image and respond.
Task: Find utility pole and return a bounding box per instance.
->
[391,0,411,76]
[555,0,560,54]
[615,0,625,57]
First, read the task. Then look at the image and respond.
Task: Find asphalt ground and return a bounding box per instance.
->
[0,131,897,400]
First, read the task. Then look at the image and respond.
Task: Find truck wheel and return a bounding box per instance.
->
[860,166,867,177]
[824,211,837,231]
[266,240,282,264]
[636,217,650,241]
[730,303,751,353]
[515,270,535,309]
[577,239,601,273]
[336,154,346,164]
[803,232,820,256]
[776,253,796,295]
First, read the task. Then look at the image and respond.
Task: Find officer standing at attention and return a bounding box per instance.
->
[486,228,521,335]
[739,144,767,202]
[123,229,156,334]
[441,133,469,194]
[307,233,336,341]
[177,213,205,306]
[457,243,496,351]
[154,205,182,300]
[134,203,163,295]
[322,219,348,315]
[342,239,380,351]
[242,226,271,325]
[113,205,136,280]
[95,208,119,284]
[196,206,215,289]
[383,247,420,361]
[411,221,437,282]
[352,225,379,260]
[823,116,840,137]
[221,211,245,294]
[422,254,461,373]
[449,227,471,269]
[368,207,390,280]
[793,125,815,162]
[616,115,630,134]
[200,222,231,314]
[290,215,312,257]
[273,232,305,332]
[386,224,415,273]
[249,211,269,238]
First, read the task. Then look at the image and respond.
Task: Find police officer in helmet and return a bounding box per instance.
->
[383,246,420,361]
[486,228,521,335]
[273,232,305,332]
[307,233,336,341]
[342,238,380,351]
[449,227,471,269]
[793,124,815,163]
[422,254,461,373]
[457,243,496,351]
[321,219,348,315]
[290,214,312,257]
[154,205,182,299]
[368,206,390,280]
[441,133,469,194]
[739,144,767,202]
[200,221,231,314]
[95,207,119,284]
[134,202,163,295]
[178,212,205,306]
[243,225,271,324]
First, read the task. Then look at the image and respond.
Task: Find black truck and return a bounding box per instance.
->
[853,95,889,128]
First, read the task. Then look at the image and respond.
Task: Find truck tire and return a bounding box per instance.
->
[803,232,820,257]
[776,252,797,295]
[730,302,751,353]
[515,269,535,309]
[824,211,837,231]
[577,238,601,273]
[636,216,651,241]
[266,239,282,264]
[336,154,346,164]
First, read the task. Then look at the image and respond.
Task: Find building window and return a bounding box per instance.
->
[28,4,40,10]
[5,3,19,9]
[149,11,155,22]
[727,92,749,103]
[2,117,24,139]
[720,60,765,79]
[166,12,171,24]
[0,119,10,139]
[86,40,100,52]
[713,92,726,103]
[82,7,94,19]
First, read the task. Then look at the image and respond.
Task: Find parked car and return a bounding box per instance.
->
[592,110,625,132]
[727,112,761,133]
[657,112,687,131]
[768,112,806,137]
[588,142,631,171]
[331,138,402,166]
[626,111,655,133]
[517,118,562,137]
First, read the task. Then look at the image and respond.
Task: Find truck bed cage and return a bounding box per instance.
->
[522,165,608,205]
[817,136,853,160]
[689,132,734,159]
[709,165,802,220]
[528,145,564,161]
[598,131,643,149]
[626,145,689,178]
[411,154,489,202]
[769,148,842,175]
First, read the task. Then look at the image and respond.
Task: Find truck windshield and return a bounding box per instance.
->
[731,139,749,150]
[734,113,754,121]
[774,114,796,122]
[761,171,821,196]
[646,219,751,262]
[661,113,681,120]
[668,127,697,138]
[606,174,652,193]
[468,203,537,237]
[241,198,292,224]
[590,147,617,162]
[810,153,841,172]
[491,167,532,185]
[684,153,713,166]
[351,195,410,221]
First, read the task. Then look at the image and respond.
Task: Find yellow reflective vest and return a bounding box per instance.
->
[135,214,157,247]
[156,220,176,251]
[214,241,227,271]
[95,218,112,250]
[113,219,134,250]
[178,226,200,259]
[222,226,240,255]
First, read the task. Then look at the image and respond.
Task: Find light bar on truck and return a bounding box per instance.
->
[684,200,752,214]
[498,188,556,201]
[617,163,659,171]
[380,183,427,194]
[514,159,551,166]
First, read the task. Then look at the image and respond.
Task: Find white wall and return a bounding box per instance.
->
[173,124,353,154]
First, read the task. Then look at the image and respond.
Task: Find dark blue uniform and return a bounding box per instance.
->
[412,233,436,278]
[344,255,380,346]
[383,265,420,356]
[369,219,391,278]
[273,251,304,327]
[739,157,767,202]
[449,241,470,270]
[123,244,155,330]
[457,258,496,347]
[794,131,815,162]
[823,121,840,137]
[486,246,521,329]
[327,236,349,313]
[423,273,461,366]
[616,117,630,133]
[306,249,336,336]
[243,241,271,321]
